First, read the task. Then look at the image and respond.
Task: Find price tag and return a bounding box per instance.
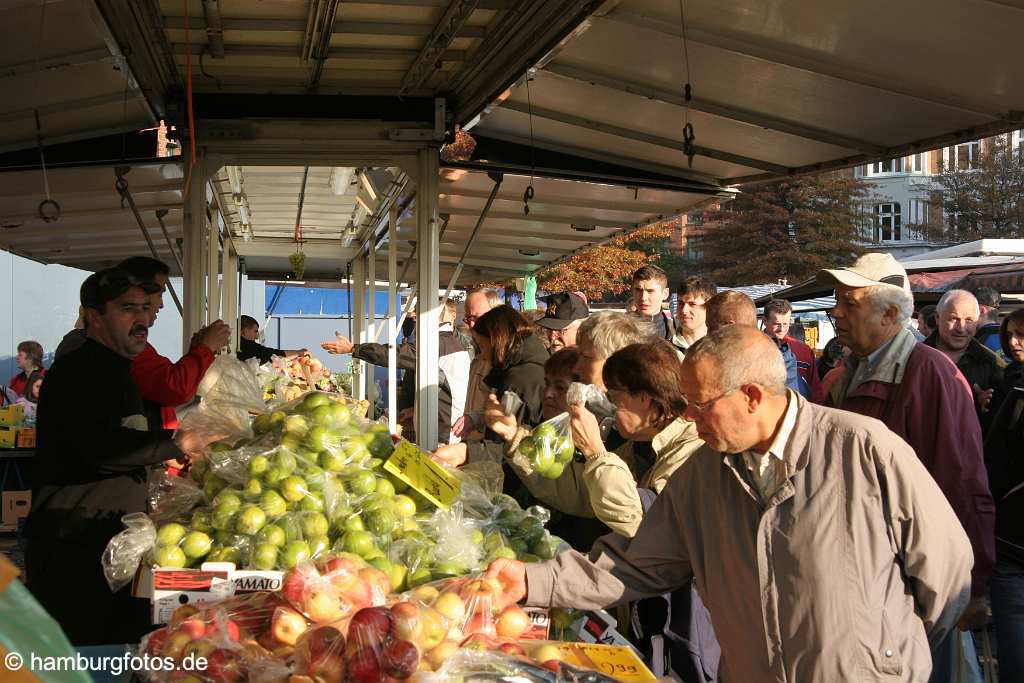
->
[559,643,656,682]
[383,439,461,510]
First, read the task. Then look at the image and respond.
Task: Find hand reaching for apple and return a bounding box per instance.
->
[485,557,527,607]
[483,392,518,443]
[432,441,468,468]
[321,333,354,355]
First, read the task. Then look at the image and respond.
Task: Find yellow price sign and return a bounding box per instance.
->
[383,439,461,510]
[558,643,656,682]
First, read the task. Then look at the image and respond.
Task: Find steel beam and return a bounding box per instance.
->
[164,16,486,37]
[387,203,398,434]
[397,223,607,242]
[442,171,501,300]
[415,148,440,450]
[437,206,631,228]
[0,48,112,79]
[207,187,222,323]
[543,63,887,155]
[351,254,367,401]
[172,44,468,62]
[500,101,791,174]
[183,161,208,351]
[438,186,685,214]
[366,230,378,417]
[0,92,135,125]
[83,0,158,125]
[601,11,1011,121]
[401,0,480,94]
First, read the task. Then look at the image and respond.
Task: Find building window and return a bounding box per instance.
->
[944,141,981,170]
[909,152,926,173]
[907,200,928,240]
[874,203,902,242]
[868,158,904,175]
[1013,130,1024,160]
[683,235,704,262]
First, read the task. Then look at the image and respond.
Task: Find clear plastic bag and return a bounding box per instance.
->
[513,412,575,479]
[416,644,640,681]
[148,470,204,523]
[103,512,157,591]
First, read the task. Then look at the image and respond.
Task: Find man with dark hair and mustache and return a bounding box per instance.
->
[24,268,209,645]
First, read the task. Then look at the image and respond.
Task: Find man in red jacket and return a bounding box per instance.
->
[118,257,230,430]
[762,299,822,402]
[819,252,994,683]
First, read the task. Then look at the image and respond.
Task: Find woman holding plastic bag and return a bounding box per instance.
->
[432,305,548,468]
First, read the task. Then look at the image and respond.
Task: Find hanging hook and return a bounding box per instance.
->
[34,109,60,223]
[522,185,534,216]
[682,123,696,168]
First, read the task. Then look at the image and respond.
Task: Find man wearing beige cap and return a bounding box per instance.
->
[818,253,994,682]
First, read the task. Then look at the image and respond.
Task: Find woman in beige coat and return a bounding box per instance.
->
[487,339,704,538]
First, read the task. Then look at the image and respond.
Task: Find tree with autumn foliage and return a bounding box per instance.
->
[533,221,675,299]
[699,172,872,286]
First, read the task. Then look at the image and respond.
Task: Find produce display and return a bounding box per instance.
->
[135,561,646,683]
[255,352,354,404]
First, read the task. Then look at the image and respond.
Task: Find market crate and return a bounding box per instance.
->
[133,562,285,624]
[0,428,16,449]
[15,428,34,448]
[0,405,23,428]
[0,491,30,533]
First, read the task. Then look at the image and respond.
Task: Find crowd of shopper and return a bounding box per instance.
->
[9,248,1024,682]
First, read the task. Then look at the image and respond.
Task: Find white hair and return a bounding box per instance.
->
[578,311,653,359]
[863,284,915,323]
[936,289,980,316]
[685,325,787,395]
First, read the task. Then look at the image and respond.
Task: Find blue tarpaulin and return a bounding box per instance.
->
[264,287,399,316]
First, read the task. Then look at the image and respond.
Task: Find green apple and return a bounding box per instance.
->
[243,478,263,499]
[250,542,278,570]
[259,490,288,518]
[280,433,303,454]
[299,491,325,512]
[271,449,298,474]
[257,523,286,547]
[283,414,309,438]
[154,545,187,568]
[330,402,351,425]
[319,449,347,472]
[281,540,311,569]
[342,530,377,558]
[211,506,237,531]
[517,437,536,459]
[342,441,372,463]
[432,560,463,580]
[213,490,243,513]
[344,470,377,496]
[156,523,187,547]
[533,423,558,441]
[539,461,565,480]
[365,507,397,536]
[190,457,209,483]
[388,562,408,592]
[300,512,330,538]
[252,413,273,435]
[375,478,396,497]
[302,466,326,491]
[530,534,561,560]
[269,410,287,428]
[190,509,213,533]
[203,475,228,502]
[235,504,268,535]
[310,404,334,427]
[532,446,556,475]
[385,472,409,494]
[248,454,270,476]
[519,516,545,545]
[393,495,417,519]
[180,531,213,559]
[301,392,331,412]
[307,535,330,558]
[368,556,392,574]
[555,437,575,464]
[264,466,287,486]
[342,514,366,532]
[487,546,518,562]
[407,566,433,588]
[279,475,309,503]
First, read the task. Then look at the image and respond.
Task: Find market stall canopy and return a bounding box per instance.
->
[0,0,157,154]
[0,160,184,273]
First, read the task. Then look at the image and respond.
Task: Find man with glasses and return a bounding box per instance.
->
[487,325,972,681]
[534,291,589,352]
[118,257,230,431]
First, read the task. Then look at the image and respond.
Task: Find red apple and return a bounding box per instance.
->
[179,617,208,640]
[207,618,241,642]
[432,592,467,624]
[499,642,527,656]
[349,606,393,645]
[282,564,319,606]
[464,611,496,637]
[390,602,423,641]
[341,578,375,611]
[495,606,531,639]
[358,567,391,603]
[182,638,215,660]
[144,629,168,657]
[347,647,382,683]
[206,648,244,683]
[169,605,201,629]
[163,629,192,659]
[305,586,345,624]
[460,632,498,650]
[425,640,460,670]
[271,606,309,646]
[382,639,420,678]
[307,652,345,683]
[323,557,360,591]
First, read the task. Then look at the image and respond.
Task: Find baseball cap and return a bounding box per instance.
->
[535,292,590,330]
[81,267,160,310]
[817,253,909,291]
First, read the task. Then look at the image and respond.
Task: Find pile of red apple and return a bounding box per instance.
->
[281,554,391,627]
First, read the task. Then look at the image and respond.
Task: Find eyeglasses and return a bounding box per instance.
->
[684,388,737,414]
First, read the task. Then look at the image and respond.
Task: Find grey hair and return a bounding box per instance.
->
[863,284,915,322]
[578,311,653,359]
[685,325,787,395]
[467,287,502,309]
[936,289,980,316]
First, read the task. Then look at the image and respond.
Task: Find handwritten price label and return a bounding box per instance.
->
[559,643,656,682]
[383,440,460,510]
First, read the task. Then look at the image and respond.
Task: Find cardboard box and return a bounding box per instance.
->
[0,490,31,533]
[0,428,16,449]
[134,563,285,624]
[0,405,23,428]
[16,428,34,448]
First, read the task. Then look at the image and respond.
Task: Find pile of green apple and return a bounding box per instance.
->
[517,421,575,479]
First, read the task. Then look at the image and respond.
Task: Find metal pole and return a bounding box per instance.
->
[183,160,207,351]
[387,213,447,344]
[387,203,398,434]
[222,243,239,352]
[114,171,184,315]
[154,209,185,277]
[207,190,221,323]
[415,148,440,450]
[366,236,377,418]
[441,172,502,302]
[351,255,366,401]
[397,213,449,287]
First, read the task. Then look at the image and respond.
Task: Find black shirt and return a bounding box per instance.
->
[25,338,181,545]
[238,336,287,365]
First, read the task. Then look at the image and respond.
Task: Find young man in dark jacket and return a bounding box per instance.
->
[24,268,201,645]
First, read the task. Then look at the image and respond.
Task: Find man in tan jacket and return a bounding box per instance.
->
[488,325,973,682]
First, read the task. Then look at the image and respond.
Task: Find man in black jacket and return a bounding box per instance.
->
[24,268,197,645]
